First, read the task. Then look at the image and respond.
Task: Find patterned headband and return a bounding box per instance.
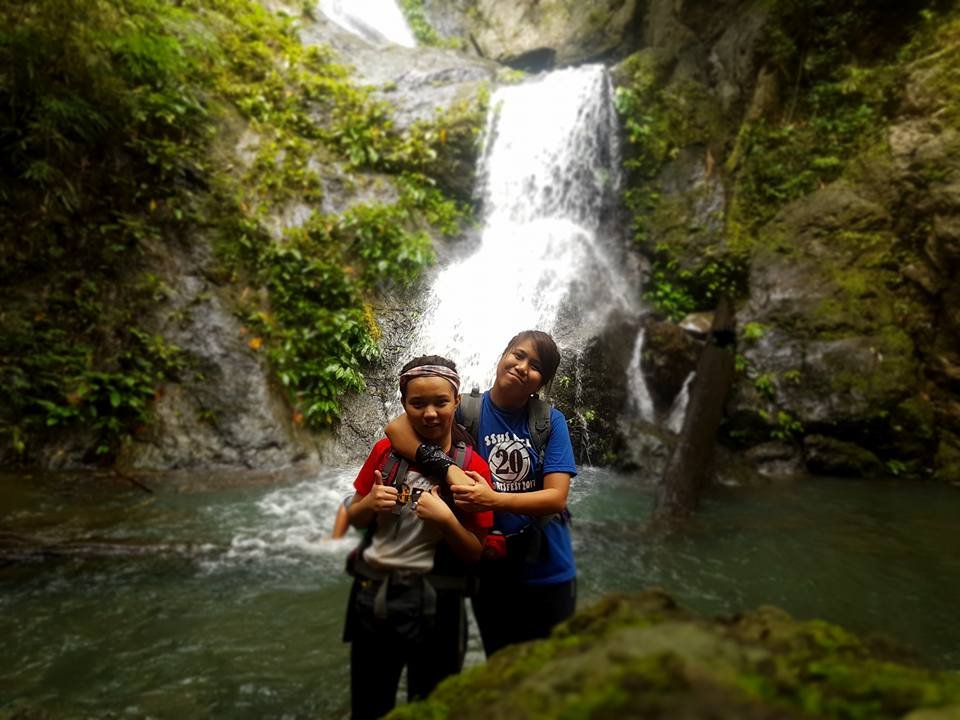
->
[399,365,461,396]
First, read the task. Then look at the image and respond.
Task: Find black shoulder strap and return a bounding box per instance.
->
[379,452,408,488]
[527,396,552,455]
[459,387,482,447]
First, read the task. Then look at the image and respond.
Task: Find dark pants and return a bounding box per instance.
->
[347,577,466,720]
[471,572,576,657]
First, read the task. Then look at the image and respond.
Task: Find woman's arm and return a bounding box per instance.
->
[415,488,483,562]
[385,413,474,486]
[451,471,570,516]
[384,414,419,459]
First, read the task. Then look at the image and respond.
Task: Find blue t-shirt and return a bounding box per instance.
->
[464,391,577,585]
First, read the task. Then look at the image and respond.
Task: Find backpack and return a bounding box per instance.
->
[458,387,552,457]
[343,441,478,639]
[457,387,568,563]
[346,440,474,580]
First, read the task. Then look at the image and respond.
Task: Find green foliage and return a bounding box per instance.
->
[0,0,209,460]
[644,251,748,321]
[729,0,932,237]
[742,322,766,342]
[770,410,803,441]
[396,0,464,49]
[0,0,476,458]
[754,373,777,401]
[614,52,746,315]
[2,299,184,460]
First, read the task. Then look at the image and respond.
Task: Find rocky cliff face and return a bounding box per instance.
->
[602,0,960,481]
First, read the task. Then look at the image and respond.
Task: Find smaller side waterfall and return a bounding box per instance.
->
[626,329,656,421]
[626,327,694,431]
[318,0,416,47]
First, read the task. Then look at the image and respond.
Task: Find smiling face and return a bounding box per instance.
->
[492,338,544,409]
[402,375,460,449]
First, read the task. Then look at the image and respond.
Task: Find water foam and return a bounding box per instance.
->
[208,467,359,568]
[318,0,416,47]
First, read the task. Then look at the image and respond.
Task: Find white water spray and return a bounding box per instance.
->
[318,0,416,47]
[407,65,633,391]
[626,329,656,421]
[626,326,694,430]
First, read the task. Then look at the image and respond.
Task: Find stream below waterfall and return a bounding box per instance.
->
[2,468,959,718]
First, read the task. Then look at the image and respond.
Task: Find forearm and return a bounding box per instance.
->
[495,472,570,515]
[493,487,567,515]
[346,492,376,529]
[385,416,471,485]
[384,414,419,460]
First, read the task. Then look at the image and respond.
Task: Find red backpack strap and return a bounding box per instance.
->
[450,441,470,469]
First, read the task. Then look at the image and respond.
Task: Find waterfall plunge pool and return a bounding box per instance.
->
[2,468,958,718]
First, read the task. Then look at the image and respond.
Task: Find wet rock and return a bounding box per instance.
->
[933,431,960,484]
[743,441,805,478]
[803,435,884,477]
[456,0,642,69]
[640,317,701,415]
[552,312,642,465]
[300,18,499,129]
[617,419,674,476]
[679,311,714,338]
[119,243,323,471]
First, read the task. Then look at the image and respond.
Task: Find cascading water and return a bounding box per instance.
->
[318,0,416,47]
[626,328,656,420]
[626,327,694,431]
[407,65,635,391]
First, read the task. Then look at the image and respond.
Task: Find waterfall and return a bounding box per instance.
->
[665,373,693,433]
[626,329,656,421]
[318,0,416,47]
[405,65,634,392]
[626,327,693,431]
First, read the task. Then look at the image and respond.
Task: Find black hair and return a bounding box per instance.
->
[398,354,458,401]
[500,330,561,391]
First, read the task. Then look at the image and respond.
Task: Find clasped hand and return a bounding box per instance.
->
[450,470,497,511]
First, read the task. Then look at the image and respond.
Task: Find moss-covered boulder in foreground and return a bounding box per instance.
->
[388,589,960,720]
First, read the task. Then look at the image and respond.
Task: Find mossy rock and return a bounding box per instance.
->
[933,431,960,484]
[461,0,642,69]
[387,590,960,719]
[803,435,884,478]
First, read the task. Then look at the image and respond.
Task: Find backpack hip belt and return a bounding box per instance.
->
[352,553,466,621]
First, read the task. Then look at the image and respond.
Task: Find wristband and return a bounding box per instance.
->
[415,443,454,479]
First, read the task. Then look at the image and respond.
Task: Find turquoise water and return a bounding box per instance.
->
[2,467,959,718]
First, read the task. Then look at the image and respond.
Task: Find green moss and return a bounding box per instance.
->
[613,50,744,317]
[386,592,960,720]
[726,0,938,242]
[396,0,464,49]
[933,431,960,484]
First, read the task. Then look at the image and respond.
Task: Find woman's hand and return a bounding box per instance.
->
[415,487,455,526]
[451,471,499,511]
